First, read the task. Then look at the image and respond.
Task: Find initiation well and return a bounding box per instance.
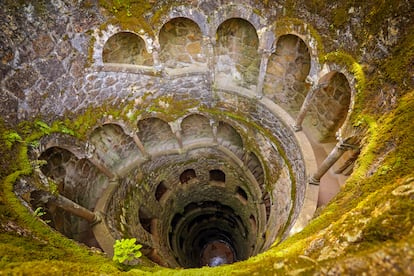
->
[5,1,408,274]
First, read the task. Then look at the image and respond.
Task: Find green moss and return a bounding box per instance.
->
[86,35,96,68]
[332,7,348,28]
[381,26,414,90]
[363,0,399,34]
[98,0,153,34]
[98,0,189,35]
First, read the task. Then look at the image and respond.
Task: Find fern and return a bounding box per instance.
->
[35,120,51,135]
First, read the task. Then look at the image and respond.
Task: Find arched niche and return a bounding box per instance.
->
[137,117,179,153]
[246,152,265,189]
[155,181,168,202]
[39,147,73,188]
[102,32,153,66]
[89,123,141,171]
[215,18,260,88]
[216,121,244,148]
[264,34,311,116]
[209,169,226,183]
[180,169,197,184]
[181,114,213,145]
[159,17,205,68]
[36,146,107,247]
[308,72,352,142]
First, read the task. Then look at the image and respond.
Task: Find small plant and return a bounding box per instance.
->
[3,131,22,149]
[35,120,51,135]
[113,238,142,264]
[33,207,51,224]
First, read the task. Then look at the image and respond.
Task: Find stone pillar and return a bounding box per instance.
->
[152,40,162,72]
[170,121,183,149]
[256,50,272,99]
[309,140,356,185]
[293,80,329,132]
[205,36,216,84]
[210,119,218,143]
[39,191,99,224]
[131,133,150,158]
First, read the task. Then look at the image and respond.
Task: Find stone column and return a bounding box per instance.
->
[170,120,183,149]
[210,119,218,143]
[205,36,216,84]
[309,140,356,185]
[152,40,163,72]
[293,80,328,132]
[256,50,272,99]
[39,191,99,224]
[131,133,150,158]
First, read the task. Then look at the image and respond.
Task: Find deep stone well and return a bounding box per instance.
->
[0,0,413,275]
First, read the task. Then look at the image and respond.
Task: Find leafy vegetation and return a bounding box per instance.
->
[113,238,143,264]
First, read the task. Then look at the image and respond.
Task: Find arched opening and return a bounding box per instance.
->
[264,34,311,116]
[307,72,352,142]
[137,117,179,153]
[209,169,226,183]
[215,18,260,88]
[180,169,196,184]
[159,17,205,68]
[155,181,168,201]
[139,207,154,234]
[236,186,248,204]
[262,192,271,223]
[181,114,214,145]
[90,124,141,171]
[36,147,105,248]
[103,32,153,65]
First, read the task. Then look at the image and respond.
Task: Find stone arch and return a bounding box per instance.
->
[39,147,75,193]
[320,61,360,141]
[308,71,352,142]
[273,19,323,80]
[102,31,153,66]
[211,4,267,37]
[38,133,87,160]
[155,181,168,202]
[264,34,311,116]
[159,17,206,68]
[137,117,179,153]
[246,151,265,190]
[181,114,214,145]
[216,121,244,148]
[37,146,108,247]
[89,123,141,171]
[155,7,209,37]
[209,169,226,183]
[180,168,197,184]
[215,18,260,88]
[236,186,248,204]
